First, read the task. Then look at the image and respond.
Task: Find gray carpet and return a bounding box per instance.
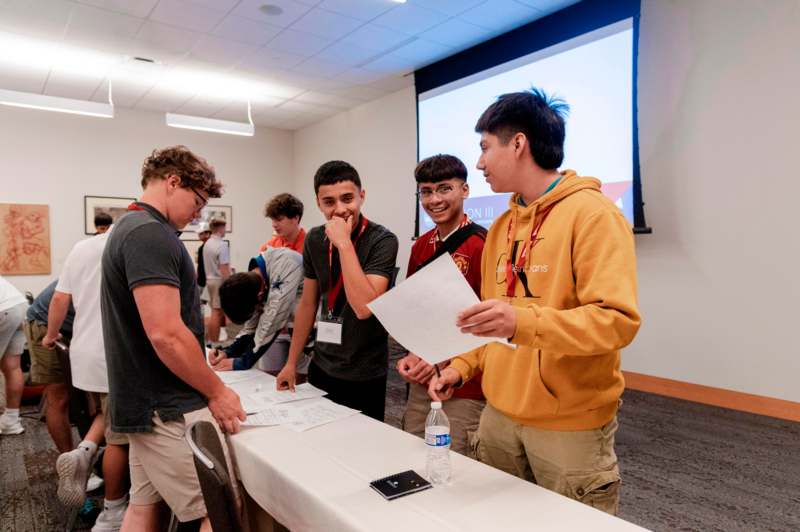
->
[2,369,799,532]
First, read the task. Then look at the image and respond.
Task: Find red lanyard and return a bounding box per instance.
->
[127,202,144,211]
[505,205,554,297]
[327,216,369,315]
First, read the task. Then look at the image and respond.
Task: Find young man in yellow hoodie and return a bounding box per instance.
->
[429,88,640,515]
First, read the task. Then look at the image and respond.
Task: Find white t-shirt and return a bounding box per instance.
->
[0,275,26,312]
[56,230,111,393]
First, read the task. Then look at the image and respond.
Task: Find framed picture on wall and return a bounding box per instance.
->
[183,205,233,236]
[0,203,51,275]
[84,195,136,235]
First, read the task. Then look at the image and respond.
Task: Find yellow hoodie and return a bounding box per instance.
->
[450,170,640,431]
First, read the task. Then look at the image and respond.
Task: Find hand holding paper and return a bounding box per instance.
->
[367,254,510,365]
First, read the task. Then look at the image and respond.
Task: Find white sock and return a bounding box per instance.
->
[78,440,98,455]
[104,496,127,509]
[3,408,20,420]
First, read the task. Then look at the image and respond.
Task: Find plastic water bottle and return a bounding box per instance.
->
[425,401,451,484]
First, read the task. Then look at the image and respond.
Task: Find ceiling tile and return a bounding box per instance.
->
[232,0,314,28]
[134,85,192,112]
[149,0,228,33]
[74,0,159,19]
[294,90,361,108]
[407,0,485,16]
[0,0,74,39]
[390,37,451,63]
[418,17,493,49]
[367,73,412,92]
[277,99,339,117]
[317,0,395,21]
[459,0,542,32]
[212,15,283,46]
[190,35,259,65]
[515,0,580,17]
[360,52,416,73]
[212,104,257,122]
[289,7,363,40]
[185,0,240,10]
[333,67,386,86]
[239,48,306,75]
[371,3,449,36]
[135,21,202,55]
[265,28,333,57]
[341,24,414,53]
[98,78,154,107]
[64,3,143,43]
[0,63,49,93]
[44,69,105,100]
[291,57,348,79]
[175,93,232,117]
[314,41,381,67]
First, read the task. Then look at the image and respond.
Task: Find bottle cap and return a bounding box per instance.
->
[430,401,442,409]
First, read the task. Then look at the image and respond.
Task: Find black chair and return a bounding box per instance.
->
[185,421,244,532]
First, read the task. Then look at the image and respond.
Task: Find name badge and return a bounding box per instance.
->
[317,318,343,345]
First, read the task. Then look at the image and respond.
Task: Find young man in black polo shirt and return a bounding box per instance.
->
[101,146,245,530]
[276,160,398,421]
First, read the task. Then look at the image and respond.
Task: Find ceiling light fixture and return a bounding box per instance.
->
[0,81,114,118]
[165,101,254,137]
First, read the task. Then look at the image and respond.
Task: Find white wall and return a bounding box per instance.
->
[630,0,800,401]
[291,0,800,403]
[0,106,293,295]
[292,87,418,274]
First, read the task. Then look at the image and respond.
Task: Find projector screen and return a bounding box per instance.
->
[417,18,642,234]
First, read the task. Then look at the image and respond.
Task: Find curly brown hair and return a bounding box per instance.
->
[264,193,303,221]
[140,145,223,198]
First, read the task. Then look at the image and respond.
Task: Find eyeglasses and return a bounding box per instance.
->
[418,183,457,199]
[190,187,208,210]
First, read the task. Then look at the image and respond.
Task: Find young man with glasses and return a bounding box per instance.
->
[396,154,487,456]
[101,146,244,530]
[429,89,640,515]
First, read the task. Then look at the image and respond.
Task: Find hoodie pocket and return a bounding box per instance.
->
[532,349,560,416]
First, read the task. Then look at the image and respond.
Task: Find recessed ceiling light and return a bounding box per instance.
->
[259,4,284,16]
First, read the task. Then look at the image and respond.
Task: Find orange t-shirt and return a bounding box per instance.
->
[259,228,306,253]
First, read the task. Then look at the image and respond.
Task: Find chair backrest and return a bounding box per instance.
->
[185,421,243,532]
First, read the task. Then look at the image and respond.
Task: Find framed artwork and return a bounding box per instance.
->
[0,203,51,275]
[84,195,136,235]
[183,205,233,236]
[183,239,230,267]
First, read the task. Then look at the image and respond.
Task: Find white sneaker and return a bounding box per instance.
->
[56,446,95,507]
[86,472,104,492]
[91,501,127,532]
[0,414,24,435]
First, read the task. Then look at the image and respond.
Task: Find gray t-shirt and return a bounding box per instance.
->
[303,217,398,380]
[101,202,206,433]
[202,234,229,280]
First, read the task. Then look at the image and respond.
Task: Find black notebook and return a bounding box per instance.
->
[369,470,432,501]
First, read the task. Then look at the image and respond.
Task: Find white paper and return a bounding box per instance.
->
[216,368,266,385]
[285,399,360,432]
[242,405,298,427]
[367,253,508,365]
[248,382,327,406]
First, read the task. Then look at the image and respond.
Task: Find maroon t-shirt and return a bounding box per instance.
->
[407,217,485,400]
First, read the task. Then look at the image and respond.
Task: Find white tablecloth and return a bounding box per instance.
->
[227,371,646,532]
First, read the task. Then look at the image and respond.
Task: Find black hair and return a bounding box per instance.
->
[313,160,361,195]
[414,154,468,184]
[475,87,569,170]
[94,212,113,227]
[219,272,264,325]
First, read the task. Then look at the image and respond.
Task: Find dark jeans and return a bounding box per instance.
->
[308,361,387,422]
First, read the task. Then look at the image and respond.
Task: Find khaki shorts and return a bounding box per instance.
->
[127,407,234,522]
[476,403,621,515]
[206,279,222,310]
[99,394,128,446]
[23,320,66,384]
[402,382,485,457]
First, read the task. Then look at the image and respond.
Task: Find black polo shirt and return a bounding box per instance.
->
[101,202,206,433]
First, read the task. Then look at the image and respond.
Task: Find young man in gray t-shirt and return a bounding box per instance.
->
[203,217,230,344]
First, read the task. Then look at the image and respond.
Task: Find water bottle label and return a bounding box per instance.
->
[425,432,451,446]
